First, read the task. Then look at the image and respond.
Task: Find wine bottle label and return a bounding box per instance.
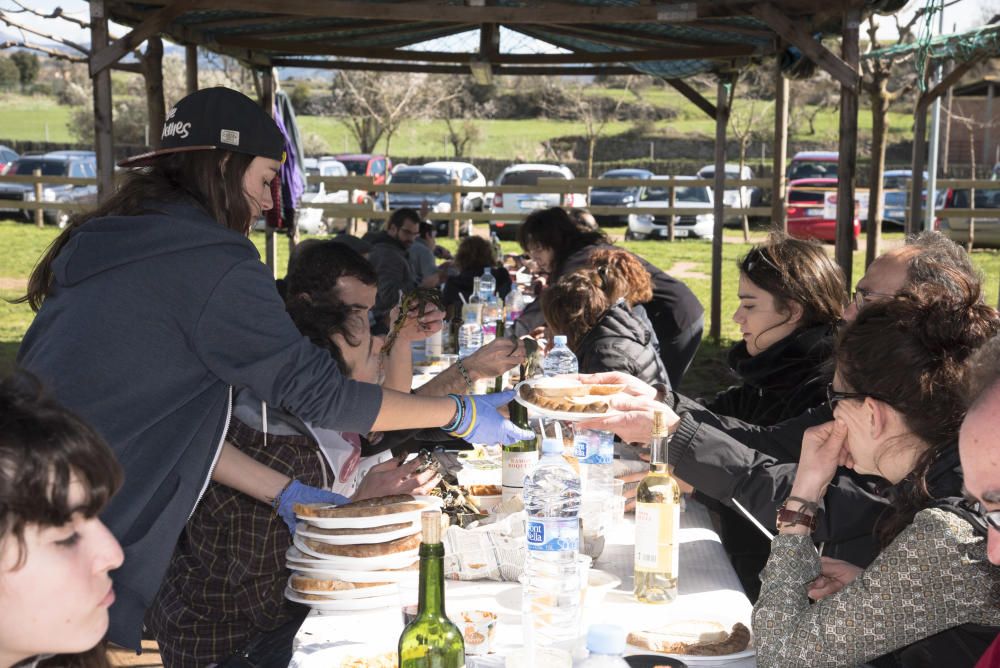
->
[502,450,538,488]
[526,517,579,552]
[635,502,680,571]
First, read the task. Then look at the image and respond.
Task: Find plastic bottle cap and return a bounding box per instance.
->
[541,437,563,455]
[586,624,626,655]
[553,335,568,345]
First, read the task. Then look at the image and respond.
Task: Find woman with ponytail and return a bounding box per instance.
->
[753,282,1000,667]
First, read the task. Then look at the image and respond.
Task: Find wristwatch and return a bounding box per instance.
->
[776,499,817,532]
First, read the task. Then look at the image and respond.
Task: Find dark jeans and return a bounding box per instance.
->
[659,314,704,391]
[215,606,310,668]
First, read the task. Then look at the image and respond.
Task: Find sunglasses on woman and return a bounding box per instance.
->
[825,383,893,412]
[972,502,1000,531]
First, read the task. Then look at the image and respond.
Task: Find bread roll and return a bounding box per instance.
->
[294,494,426,519]
[303,533,421,558]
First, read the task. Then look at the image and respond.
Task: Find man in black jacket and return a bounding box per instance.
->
[581,232,982,575]
[368,207,420,333]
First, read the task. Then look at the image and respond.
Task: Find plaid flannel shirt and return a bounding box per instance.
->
[146,418,331,668]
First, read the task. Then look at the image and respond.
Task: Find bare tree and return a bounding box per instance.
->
[434,78,495,158]
[333,71,434,156]
[541,77,633,180]
[789,72,836,136]
[0,1,167,147]
[729,79,773,241]
[860,12,922,266]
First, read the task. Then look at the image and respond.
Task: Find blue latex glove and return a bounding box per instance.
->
[447,390,536,445]
[275,479,351,533]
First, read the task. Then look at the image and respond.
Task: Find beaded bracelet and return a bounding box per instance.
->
[442,393,464,432]
[451,398,478,439]
[455,357,475,393]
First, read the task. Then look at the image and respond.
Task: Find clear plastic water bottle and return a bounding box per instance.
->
[504,284,525,325]
[542,336,579,377]
[573,429,615,493]
[481,293,501,344]
[574,428,615,560]
[458,312,483,358]
[463,277,483,326]
[522,437,582,654]
[577,625,630,667]
[479,266,496,300]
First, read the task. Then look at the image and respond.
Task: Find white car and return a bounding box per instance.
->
[626,176,715,240]
[297,158,351,234]
[422,161,488,212]
[696,164,757,218]
[489,163,583,240]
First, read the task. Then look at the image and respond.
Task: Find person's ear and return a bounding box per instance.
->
[786,301,804,327]
[867,397,889,440]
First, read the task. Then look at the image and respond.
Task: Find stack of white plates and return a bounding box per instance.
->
[285,496,438,612]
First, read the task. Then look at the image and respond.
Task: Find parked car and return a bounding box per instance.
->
[489,163,581,240]
[785,177,860,247]
[296,157,350,235]
[589,168,654,226]
[787,151,839,180]
[334,153,392,185]
[0,154,97,227]
[937,185,1000,248]
[423,161,488,212]
[375,165,479,236]
[881,169,927,227]
[696,163,759,218]
[0,145,19,174]
[625,176,714,240]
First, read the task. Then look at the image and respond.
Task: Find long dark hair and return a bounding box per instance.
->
[283,241,377,374]
[20,150,256,312]
[836,281,1000,544]
[0,373,122,668]
[738,235,845,330]
[517,207,608,277]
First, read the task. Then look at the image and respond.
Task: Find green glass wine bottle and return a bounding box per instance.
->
[491,319,506,394]
[501,388,538,501]
[399,512,465,668]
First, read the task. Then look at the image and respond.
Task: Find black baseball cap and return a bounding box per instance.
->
[118,87,285,168]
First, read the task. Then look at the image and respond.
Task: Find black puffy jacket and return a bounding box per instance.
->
[575,302,670,388]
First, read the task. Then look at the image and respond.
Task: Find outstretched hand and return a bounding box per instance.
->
[353,454,441,501]
[578,394,677,444]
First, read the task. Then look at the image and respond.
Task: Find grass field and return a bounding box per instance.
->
[0,94,76,143]
[4,220,998,396]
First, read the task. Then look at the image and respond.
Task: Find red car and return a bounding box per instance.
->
[786,178,860,248]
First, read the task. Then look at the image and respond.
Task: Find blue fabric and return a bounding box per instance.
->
[17,200,382,651]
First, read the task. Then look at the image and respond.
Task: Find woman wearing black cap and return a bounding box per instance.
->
[15,86,531,653]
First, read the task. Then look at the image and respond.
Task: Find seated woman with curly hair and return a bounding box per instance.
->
[541,266,668,388]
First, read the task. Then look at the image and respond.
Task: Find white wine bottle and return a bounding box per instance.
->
[633,410,680,603]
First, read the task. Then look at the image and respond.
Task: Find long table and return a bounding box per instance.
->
[289,498,755,667]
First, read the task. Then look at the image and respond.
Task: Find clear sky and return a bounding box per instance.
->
[3,0,997,53]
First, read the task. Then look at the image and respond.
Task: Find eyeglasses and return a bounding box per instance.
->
[972,502,1000,531]
[851,287,893,310]
[825,383,892,412]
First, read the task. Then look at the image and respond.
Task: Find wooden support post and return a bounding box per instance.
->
[143,36,165,150]
[710,77,730,343]
[185,44,198,94]
[985,83,994,168]
[772,54,788,232]
[834,8,860,292]
[89,0,115,203]
[33,168,43,228]
[261,68,278,277]
[908,104,928,238]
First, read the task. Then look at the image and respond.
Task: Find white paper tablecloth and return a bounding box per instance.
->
[290,499,755,668]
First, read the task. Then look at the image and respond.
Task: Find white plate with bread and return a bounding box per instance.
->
[295,520,419,545]
[288,572,398,599]
[626,620,753,664]
[514,376,624,421]
[284,585,401,612]
[286,547,419,582]
[292,535,419,570]
[294,494,440,530]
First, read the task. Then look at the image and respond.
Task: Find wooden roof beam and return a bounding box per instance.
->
[91,0,196,75]
[750,2,859,91]
[271,57,640,76]
[665,77,716,119]
[918,56,989,111]
[550,23,768,51]
[116,0,719,24]
[223,19,411,40]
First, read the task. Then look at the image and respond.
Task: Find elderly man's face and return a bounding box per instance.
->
[960,386,1000,565]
